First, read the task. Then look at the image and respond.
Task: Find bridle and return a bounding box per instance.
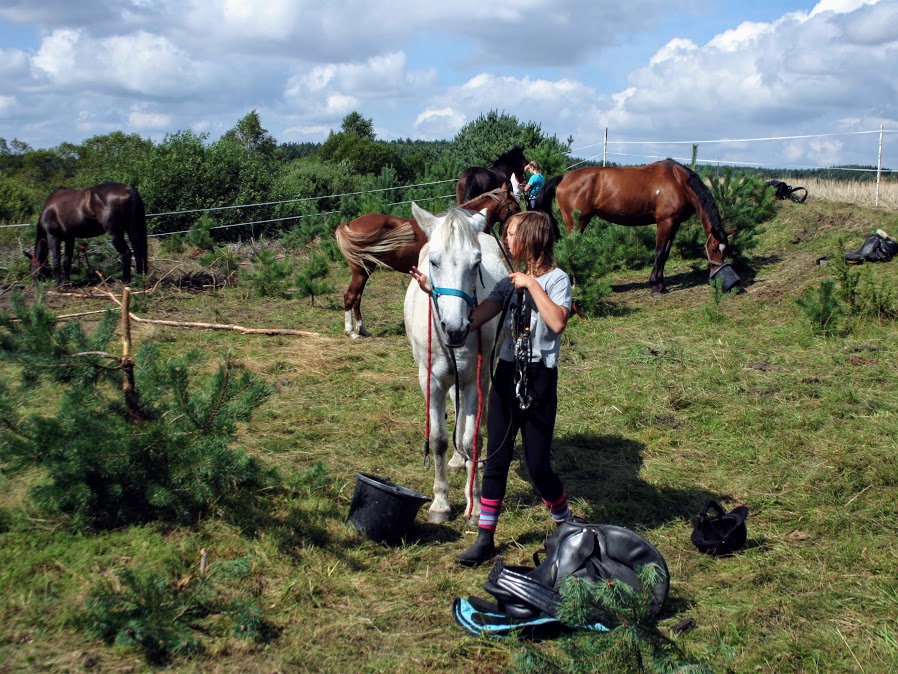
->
[704,232,728,270]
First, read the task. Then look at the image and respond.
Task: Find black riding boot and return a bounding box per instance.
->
[457,528,496,567]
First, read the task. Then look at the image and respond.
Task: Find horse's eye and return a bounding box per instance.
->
[430,260,440,269]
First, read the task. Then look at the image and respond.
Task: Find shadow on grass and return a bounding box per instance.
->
[513,432,716,532]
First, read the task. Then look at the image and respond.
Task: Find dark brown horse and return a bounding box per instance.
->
[534,159,737,295]
[27,182,148,285]
[336,187,520,337]
[456,146,528,204]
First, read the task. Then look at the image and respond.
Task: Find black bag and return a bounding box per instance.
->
[691,500,749,555]
[764,179,807,203]
[843,230,898,264]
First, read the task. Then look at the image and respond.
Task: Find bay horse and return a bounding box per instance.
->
[336,187,519,338]
[456,146,528,204]
[534,159,737,295]
[403,203,509,523]
[27,183,148,285]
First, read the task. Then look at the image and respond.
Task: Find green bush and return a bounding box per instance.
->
[243,249,294,298]
[83,555,276,665]
[556,221,649,316]
[706,168,776,263]
[0,292,275,528]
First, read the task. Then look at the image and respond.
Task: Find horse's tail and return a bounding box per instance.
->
[681,165,728,246]
[127,186,149,275]
[335,220,417,272]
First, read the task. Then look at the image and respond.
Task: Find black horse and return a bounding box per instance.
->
[456,146,527,204]
[26,182,148,285]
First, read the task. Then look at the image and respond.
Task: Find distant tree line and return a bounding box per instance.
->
[0,110,568,240]
[1,109,891,238]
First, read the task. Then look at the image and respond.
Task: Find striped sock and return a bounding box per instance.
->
[478,497,502,532]
[543,492,571,525]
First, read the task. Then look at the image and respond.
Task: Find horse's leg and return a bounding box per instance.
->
[108,232,133,283]
[447,385,466,470]
[577,212,593,233]
[650,220,678,295]
[354,272,371,338]
[428,389,452,523]
[49,235,63,285]
[344,269,369,338]
[457,383,483,521]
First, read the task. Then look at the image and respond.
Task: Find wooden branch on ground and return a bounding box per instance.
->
[100,288,321,337]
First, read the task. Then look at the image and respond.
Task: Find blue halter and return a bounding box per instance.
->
[430,273,477,312]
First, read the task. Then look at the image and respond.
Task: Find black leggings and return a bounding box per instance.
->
[481,359,564,503]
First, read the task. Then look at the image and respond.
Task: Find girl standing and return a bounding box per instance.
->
[410,210,573,566]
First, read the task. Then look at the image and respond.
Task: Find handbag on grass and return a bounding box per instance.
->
[691,500,749,555]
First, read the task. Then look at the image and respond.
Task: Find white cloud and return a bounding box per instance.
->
[0,0,894,171]
[32,28,207,97]
[128,109,172,131]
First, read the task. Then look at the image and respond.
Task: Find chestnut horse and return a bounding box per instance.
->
[336,187,520,338]
[534,159,737,295]
[27,182,148,285]
[456,146,527,204]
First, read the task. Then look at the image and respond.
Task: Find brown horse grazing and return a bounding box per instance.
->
[456,146,528,204]
[534,159,737,295]
[27,183,148,285]
[336,187,520,338]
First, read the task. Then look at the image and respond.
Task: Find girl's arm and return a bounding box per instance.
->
[510,272,570,334]
[471,299,502,331]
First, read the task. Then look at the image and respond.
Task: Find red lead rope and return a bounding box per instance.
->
[423,302,433,469]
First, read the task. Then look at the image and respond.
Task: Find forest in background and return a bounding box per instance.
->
[2,109,891,239]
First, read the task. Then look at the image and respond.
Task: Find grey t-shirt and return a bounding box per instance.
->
[487,267,572,369]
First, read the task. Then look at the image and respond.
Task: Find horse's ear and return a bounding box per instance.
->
[411,202,436,239]
[470,208,488,233]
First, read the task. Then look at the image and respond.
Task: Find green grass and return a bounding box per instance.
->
[2,200,898,672]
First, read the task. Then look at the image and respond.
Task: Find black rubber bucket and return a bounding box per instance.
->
[347,473,431,545]
[709,263,740,293]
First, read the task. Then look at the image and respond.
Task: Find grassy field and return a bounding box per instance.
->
[1,197,898,673]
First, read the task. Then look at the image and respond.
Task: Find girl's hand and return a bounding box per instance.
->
[508,271,535,291]
[409,265,431,295]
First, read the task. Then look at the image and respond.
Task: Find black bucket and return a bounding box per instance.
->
[347,473,431,545]
[709,263,740,293]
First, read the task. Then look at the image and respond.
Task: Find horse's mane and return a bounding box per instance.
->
[491,145,525,170]
[434,207,480,250]
[670,160,729,244]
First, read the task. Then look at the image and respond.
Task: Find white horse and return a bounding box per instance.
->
[404,203,510,523]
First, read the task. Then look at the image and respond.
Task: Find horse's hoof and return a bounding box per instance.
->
[349,332,361,339]
[428,510,450,524]
[448,454,465,470]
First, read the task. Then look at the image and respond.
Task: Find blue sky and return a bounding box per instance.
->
[0,0,895,170]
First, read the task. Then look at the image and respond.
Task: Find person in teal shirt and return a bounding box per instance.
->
[522,160,545,210]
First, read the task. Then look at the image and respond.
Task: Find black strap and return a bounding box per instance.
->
[698,499,726,524]
[492,565,560,618]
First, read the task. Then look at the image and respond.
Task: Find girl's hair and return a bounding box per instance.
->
[528,160,542,172]
[504,211,555,270]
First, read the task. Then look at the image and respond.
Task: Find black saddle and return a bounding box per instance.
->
[453,517,669,637]
[843,230,898,264]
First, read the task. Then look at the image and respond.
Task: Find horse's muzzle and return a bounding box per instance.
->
[443,325,471,348]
